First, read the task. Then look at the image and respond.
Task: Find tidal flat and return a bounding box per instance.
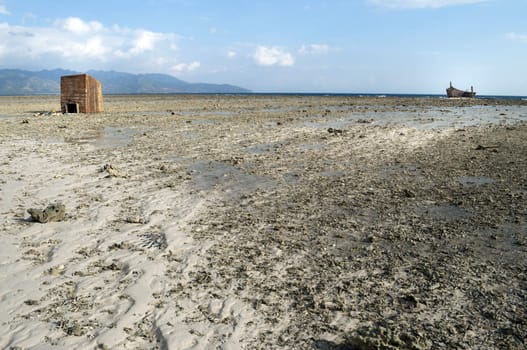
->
[1,94,526,349]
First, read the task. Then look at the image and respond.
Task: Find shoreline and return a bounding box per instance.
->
[1,95,526,349]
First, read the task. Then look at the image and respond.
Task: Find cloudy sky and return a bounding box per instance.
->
[1,0,526,95]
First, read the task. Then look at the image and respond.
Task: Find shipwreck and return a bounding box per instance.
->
[446,82,476,98]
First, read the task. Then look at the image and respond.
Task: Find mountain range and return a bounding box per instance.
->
[0,69,250,95]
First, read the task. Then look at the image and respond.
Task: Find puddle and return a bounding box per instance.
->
[246,142,280,155]
[123,110,235,118]
[0,114,19,120]
[457,222,527,266]
[383,164,419,175]
[188,119,217,125]
[263,121,280,128]
[258,106,305,114]
[325,105,355,113]
[65,127,140,148]
[64,129,103,144]
[401,105,527,130]
[179,131,201,140]
[458,176,496,186]
[283,172,301,184]
[124,111,171,117]
[187,160,276,199]
[97,127,140,148]
[319,170,346,178]
[297,104,527,131]
[303,120,353,129]
[300,143,326,151]
[179,111,236,117]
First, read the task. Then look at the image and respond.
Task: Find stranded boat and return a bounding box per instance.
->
[447,82,476,98]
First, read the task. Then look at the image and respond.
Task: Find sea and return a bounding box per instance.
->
[1,92,526,101]
[227,93,527,101]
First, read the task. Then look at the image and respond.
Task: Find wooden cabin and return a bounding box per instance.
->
[60,74,103,113]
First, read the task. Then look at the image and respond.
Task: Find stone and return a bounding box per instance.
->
[27,203,66,223]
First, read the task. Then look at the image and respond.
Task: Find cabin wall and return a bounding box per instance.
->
[86,76,103,113]
[61,75,86,113]
[60,74,103,113]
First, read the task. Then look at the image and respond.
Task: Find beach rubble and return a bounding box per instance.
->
[27,203,66,223]
[100,163,125,177]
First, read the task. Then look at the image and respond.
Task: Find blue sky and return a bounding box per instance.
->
[0,0,526,94]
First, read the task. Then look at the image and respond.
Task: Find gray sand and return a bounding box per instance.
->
[1,94,526,349]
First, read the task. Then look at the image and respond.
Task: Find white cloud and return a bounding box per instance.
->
[56,17,103,34]
[171,61,201,73]
[0,17,187,74]
[64,36,109,58]
[299,44,331,55]
[505,32,527,43]
[227,50,237,58]
[369,0,487,8]
[254,46,295,66]
[0,0,9,15]
[130,30,169,54]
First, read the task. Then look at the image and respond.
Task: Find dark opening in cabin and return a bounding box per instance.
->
[66,103,78,113]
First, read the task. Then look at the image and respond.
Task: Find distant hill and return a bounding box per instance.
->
[0,69,250,95]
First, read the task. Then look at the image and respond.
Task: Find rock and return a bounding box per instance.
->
[27,203,66,223]
[125,215,147,224]
[328,127,344,135]
[101,163,124,178]
[402,188,416,198]
[47,264,66,276]
[33,111,62,117]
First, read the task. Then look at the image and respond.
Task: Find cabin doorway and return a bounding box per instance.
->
[65,103,79,113]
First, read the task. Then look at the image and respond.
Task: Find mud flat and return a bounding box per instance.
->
[1,94,526,349]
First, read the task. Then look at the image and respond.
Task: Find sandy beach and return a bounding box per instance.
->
[1,94,526,349]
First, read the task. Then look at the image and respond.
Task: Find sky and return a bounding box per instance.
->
[0,0,526,95]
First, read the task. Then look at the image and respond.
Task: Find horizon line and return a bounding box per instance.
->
[1,92,526,99]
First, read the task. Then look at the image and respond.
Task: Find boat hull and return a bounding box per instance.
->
[446,86,476,98]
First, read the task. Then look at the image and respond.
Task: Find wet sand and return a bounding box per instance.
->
[1,94,526,349]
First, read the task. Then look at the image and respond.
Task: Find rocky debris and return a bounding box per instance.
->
[47,264,66,276]
[356,118,374,124]
[346,323,431,350]
[124,215,147,224]
[100,163,125,178]
[185,118,527,349]
[27,203,66,223]
[33,111,62,117]
[327,127,344,135]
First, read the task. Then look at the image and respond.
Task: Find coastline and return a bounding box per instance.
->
[1,95,526,349]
